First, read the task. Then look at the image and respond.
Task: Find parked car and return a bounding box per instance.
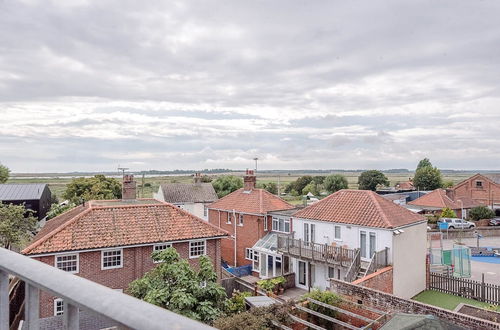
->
[439,218,476,229]
[489,218,500,226]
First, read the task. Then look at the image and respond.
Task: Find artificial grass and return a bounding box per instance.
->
[412,290,491,310]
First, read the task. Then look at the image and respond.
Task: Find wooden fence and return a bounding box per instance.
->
[429,272,500,305]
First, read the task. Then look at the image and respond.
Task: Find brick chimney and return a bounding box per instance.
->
[244,169,256,191]
[194,173,202,186]
[122,174,137,200]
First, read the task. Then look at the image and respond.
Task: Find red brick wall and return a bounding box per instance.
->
[33,239,221,318]
[208,209,268,267]
[453,177,500,206]
[352,266,393,294]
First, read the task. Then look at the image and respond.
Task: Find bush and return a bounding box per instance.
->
[214,302,293,330]
[225,291,252,315]
[468,206,495,221]
[302,289,342,328]
[46,202,76,220]
[440,207,457,218]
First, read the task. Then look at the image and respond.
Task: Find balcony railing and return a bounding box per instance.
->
[276,235,358,267]
[0,247,213,330]
[362,248,390,278]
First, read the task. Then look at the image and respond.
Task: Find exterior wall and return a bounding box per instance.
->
[293,260,345,291]
[392,222,427,299]
[329,279,500,330]
[208,209,267,267]
[292,217,394,262]
[179,202,207,220]
[352,266,393,294]
[152,187,164,201]
[453,176,500,207]
[33,239,221,318]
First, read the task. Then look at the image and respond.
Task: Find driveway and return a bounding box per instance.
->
[442,237,500,285]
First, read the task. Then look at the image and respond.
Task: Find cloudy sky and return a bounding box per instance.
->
[1,0,500,172]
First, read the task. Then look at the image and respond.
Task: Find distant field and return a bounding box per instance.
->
[6,171,486,200]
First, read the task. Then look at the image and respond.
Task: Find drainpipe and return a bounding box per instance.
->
[233,209,237,267]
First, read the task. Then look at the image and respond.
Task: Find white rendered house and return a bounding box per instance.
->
[277,189,427,299]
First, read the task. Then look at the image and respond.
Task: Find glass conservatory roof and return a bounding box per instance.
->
[252,232,278,253]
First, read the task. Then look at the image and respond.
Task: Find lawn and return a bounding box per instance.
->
[412,290,491,310]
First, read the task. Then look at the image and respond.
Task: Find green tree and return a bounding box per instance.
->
[302,182,319,196]
[417,158,433,170]
[0,163,10,183]
[212,176,243,198]
[128,248,226,324]
[413,166,443,190]
[312,176,326,185]
[468,206,495,221]
[358,170,389,191]
[46,202,77,220]
[200,175,213,183]
[261,182,278,195]
[324,174,349,193]
[442,180,454,188]
[293,176,313,194]
[0,203,37,248]
[63,175,122,203]
[441,207,457,218]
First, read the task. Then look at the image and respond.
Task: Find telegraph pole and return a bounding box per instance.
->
[253,158,258,172]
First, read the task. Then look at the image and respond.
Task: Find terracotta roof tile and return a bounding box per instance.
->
[22,200,228,255]
[208,188,294,214]
[293,189,425,229]
[408,189,461,209]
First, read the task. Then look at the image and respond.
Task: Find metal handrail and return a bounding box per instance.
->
[0,248,213,330]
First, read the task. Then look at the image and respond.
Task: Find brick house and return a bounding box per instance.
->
[22,190,227,318]
[448,174,500,215]
[207,170,294,267]
[408,188,481,219]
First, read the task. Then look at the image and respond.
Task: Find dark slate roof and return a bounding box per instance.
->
[160,183,218,203]
[0,184,48,201]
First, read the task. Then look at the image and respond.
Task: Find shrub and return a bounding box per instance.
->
[302,289,343,328]
[468,206,495,221]
[214,302,293,330]
[441,207,457,218]
[257,276,285,293]
[225,290,252,315]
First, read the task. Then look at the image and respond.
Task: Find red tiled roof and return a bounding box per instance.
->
[395,181,415,190]
[293,189,425,229]
[208,188,294,214]
[22,200,228,255]
[408,189,461,209]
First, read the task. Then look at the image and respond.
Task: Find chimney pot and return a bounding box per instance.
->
[194,173,202,185]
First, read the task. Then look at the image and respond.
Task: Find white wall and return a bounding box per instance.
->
[153,187,164,201]
[293,217,394,262]
[392,221,427,299]
[177,203,207,220]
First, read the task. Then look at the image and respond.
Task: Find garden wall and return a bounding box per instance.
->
[352,266,393,294]
[429,226,500,239]
[329,279,500,330]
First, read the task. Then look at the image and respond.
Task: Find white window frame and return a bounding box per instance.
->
[245,248,254,260]
[252,251,260,272]
[101,248,123,270]
[263,217,268,231]
[153,243,172,263]
[204,206,208,217]
[238,214,244,226]
[334,225,341,240]
[226,212,232,224]
[54,298,64,316]
[55,253,79,274]
[189,240,206,258]
[272,217,278,231]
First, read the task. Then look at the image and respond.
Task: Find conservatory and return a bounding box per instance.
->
[249,232,292,278]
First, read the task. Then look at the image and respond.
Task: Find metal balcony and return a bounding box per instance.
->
[0,248,213,330]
